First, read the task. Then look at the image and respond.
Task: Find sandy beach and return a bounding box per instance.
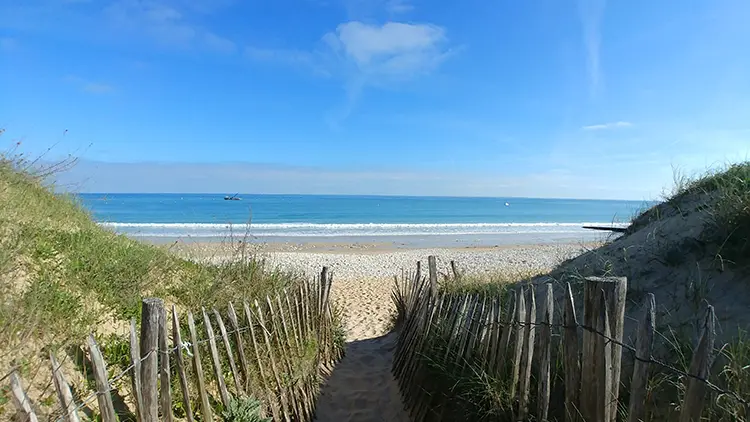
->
[173,240,589,421]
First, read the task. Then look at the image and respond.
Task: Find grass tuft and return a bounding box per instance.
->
[631,162,750,266]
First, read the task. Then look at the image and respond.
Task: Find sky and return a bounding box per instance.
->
[1,0,749,200]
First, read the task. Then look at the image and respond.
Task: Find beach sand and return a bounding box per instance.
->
[174,241,591,421]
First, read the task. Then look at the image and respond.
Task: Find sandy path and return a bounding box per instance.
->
[314,276,410,421]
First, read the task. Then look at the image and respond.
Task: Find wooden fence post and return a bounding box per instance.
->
[171,306,195,422]
[563,282,581,421]
[87,335,117,422]
[254,299,293,422]
[497,291,516,376]
[628,293,655,422]
[227,303,251,393]
[187,311,213,422]
[581,288,612,422]
[428,255,438,295]
[517,284,536,421]
[9,371,38,422]
[268,295,304,420]
[158,304,173,422]
[141,298,163,422]
[202,308,230,408]
[129,319,145,422]
[510,286,526,399]
[679,304,716,422]
[213,309,244,395]
[537,283,554,421]
[584,277,627,421]
[244,301,282,422]
[49,352,80,422]
[450,260,461,280]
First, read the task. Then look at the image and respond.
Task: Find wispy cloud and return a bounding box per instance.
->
[582,121,632,131]
[103,0,236,53]
[577,0,606,97]
[65,76,115,94]
[385,0,414,14]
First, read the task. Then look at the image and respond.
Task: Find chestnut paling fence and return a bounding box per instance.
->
[392,256,749,422]
[6,268,343,422]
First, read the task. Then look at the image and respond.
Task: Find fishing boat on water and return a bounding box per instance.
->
[224,193,242,201]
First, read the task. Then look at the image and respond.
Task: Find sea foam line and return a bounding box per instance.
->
[99,222,628,229]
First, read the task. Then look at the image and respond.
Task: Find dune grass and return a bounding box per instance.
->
[631,161,750,267]
[0,146,328,418]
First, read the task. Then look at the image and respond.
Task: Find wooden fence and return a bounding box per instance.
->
[7,268,343,422]
[392,256,729,422]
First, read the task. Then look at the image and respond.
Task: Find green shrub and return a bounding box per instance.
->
[221,397,271,422]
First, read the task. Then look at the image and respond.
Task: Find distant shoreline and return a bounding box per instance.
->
[158,234,607,258]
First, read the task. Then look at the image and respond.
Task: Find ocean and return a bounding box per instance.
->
[78,194,648,246]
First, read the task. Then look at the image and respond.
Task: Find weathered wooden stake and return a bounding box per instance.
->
[129,319,145,422]
[187,311,213,421]
[50,352,80,422]
[171,306,195,422]
[510,286,526,399]
[450,260,461,279]
[563,282,581,421]
[158,305,173,422]
[213,308,244,395]
[227,303,250,391]
[585,276,627,421]
[244,301,282,422]
[9,371,39,422]
[427,255,438,295]
[537,283,553,421]
[202,307,230,408]
[87,335,117,422]
[140,298,163,422]
[497,291,516,376]
[581,288,612,422]
[679,304,716,422]
[628,293,655,422]
[517,284,536,420]
[254,299,293,422]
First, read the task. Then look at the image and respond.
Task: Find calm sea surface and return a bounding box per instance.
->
[77,194,648,244]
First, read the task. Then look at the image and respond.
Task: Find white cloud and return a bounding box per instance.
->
[246,20,454,124]
[582,121,632,131]
[329,22,446,71]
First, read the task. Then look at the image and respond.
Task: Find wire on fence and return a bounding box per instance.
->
[46,299,318,422]
[419,299,749,407]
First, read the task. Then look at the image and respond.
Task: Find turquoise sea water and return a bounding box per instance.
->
[78,194,648,244]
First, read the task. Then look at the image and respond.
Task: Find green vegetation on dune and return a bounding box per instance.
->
[1,148,346,420]
[0,151,305,379]
[632,161,750,266]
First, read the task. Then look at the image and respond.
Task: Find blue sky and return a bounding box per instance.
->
[1,0,749,199]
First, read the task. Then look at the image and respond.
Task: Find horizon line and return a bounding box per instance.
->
[73,192,654,202]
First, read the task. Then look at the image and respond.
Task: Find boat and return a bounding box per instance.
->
[224,194,242,201]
